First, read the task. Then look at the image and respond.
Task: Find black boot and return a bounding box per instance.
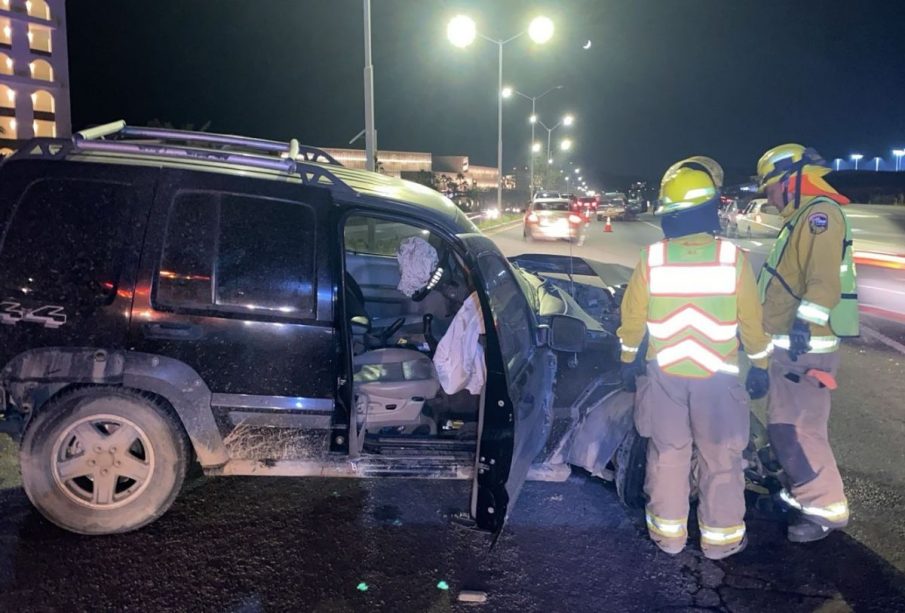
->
[788,517,832,543]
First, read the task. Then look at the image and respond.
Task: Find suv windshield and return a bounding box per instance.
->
[534,201,570,212]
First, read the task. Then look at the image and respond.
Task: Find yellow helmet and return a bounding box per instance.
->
[757,143,828,188]
[663,155,724,189]
[657,166,718,216]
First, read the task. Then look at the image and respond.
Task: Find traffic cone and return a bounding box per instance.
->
[604,216,613,232]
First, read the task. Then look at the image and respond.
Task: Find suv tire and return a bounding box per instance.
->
[20,387,189,535]
[615,426,647,509]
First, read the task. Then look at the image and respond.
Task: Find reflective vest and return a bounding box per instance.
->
[757,196,859,345]
[646,238,742,378]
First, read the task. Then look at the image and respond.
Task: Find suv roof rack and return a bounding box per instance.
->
[75,120,342,166]
[59,120,354,191]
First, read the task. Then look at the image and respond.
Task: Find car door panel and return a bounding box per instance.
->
[462,235,553,533]
[128,170,341,447]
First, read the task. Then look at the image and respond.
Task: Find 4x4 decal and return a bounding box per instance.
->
[0,299,67,328]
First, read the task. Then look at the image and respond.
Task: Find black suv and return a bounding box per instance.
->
[0,122,589,535]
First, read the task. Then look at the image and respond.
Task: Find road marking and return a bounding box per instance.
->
[750,240,763,247]
[860,284,905,296]
[642,221,660,231]
[860,324,905,356]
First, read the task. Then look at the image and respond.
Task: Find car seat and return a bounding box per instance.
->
[353,347,440,435]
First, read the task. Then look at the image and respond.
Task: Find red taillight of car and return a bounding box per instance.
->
[568,214,583,224]
[527,213,539,223]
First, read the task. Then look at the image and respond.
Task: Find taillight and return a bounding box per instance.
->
[568,214,583,224]
[527,213,539,223]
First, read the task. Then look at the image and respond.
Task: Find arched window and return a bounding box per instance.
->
[29,59,52,81]
[31,89,54,114]
[28,25,51,53]
[33,119,55,137]
[26,0,51,20]
[0,53,12,76]
[0,84,14,109]
[0,116,16,139]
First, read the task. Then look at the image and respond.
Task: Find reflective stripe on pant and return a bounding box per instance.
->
[768,349,849,528]
[635,362,749,556]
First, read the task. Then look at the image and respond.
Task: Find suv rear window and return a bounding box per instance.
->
[0,178,131,303]
[157,191,317,318]
[533,201,570,212]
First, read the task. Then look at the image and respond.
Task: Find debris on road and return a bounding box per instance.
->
[458,590,488,603]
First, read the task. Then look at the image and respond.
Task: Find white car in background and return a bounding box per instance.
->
[736,198,784,238]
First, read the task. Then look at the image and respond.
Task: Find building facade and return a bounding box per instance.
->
[0,0,69,154]
[321,147,431,177]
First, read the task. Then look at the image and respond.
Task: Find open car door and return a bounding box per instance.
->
[461,236,558,533]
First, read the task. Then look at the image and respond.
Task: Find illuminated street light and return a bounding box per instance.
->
[560,138,572,151]
[850,153,863,170]
[531,142,542,153]
[537,113,575,166]
[893,149,905,171]
[529,114,537,124]
[548,158,554,164]
[528,16,555,44]
[447,15,477,48]
[833,158,843,171]
[501,86,513,98]
[574,168,580,174]
[448,15,553,208]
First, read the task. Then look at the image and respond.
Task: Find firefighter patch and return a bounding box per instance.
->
[808,212,829,234]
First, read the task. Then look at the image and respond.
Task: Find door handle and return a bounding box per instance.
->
[142,322,203,341]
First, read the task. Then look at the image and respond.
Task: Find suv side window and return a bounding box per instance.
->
[344,216,428,256]
[157,191,317,318]
[0,178,131,304]
[477,254,534,376]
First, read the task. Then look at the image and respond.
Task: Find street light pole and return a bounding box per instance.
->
[513,86,563,192]
[893,149,905,171]
[448,15,553,210]
[496,42,503,210]
[363,0,376,172]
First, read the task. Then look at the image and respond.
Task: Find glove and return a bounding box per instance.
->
[745,366,770,400]
[788,318,811,362]
[620,361,646,393]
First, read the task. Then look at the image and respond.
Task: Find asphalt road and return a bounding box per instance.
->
[0,214,904,612]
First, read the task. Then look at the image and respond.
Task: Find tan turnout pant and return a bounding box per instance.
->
[634,362,750,557]
[767,349,849,528]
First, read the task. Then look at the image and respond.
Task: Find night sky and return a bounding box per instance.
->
[67,1,905,185]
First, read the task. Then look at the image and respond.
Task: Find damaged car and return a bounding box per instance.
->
[0,121,596,536]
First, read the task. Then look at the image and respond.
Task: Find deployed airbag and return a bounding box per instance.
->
[434,291,485,395]
[396,236,439,297]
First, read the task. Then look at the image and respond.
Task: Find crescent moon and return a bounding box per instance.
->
[583,40,592,49]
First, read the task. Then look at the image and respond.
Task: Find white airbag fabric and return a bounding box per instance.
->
[434,291,486,395]
[396,236,439,297]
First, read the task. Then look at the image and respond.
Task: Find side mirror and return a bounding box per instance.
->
[547,314,587,353]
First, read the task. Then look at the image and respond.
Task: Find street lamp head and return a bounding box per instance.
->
[528,16,554,44]
[447,15,476,48]
[531,142,542,153]
[501,86,513,98]
[894,149,905,157]
[547,158,554,164]
[529,114,537,124]
[574,168,580,174]
[562,114,575,127]
[560,138,573,151]
[850,153,863,161]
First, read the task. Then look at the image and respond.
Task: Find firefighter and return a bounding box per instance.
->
[755,144,859,542]
[618,157,773,559]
